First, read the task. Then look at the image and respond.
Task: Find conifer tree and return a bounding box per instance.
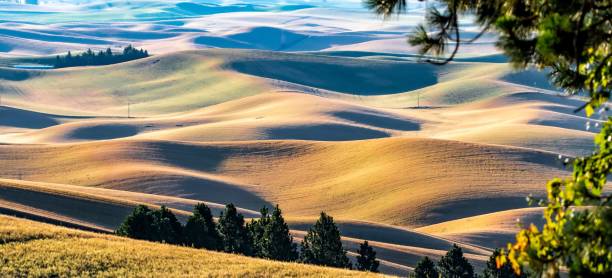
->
[249,205,298,261]
[116,205,156,241]
[54,55,62,68]
[65,51,72,66]
[152,205,183,245]
[414,256,438,278]
[53,46,149,68]
[184,203,222,250]
[438,244,474,278]
[217,203,252,255]
[300,212,351,269]
[356,240,379,272]
[263,205,298,261]
[248,206,271,258]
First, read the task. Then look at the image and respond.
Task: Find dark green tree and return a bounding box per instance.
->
[248,206,271,258]
[217,203,252,255]
[356,240,379,272]
[367,1,611,276]
[249,205,298,261]
[483,249,526,278]
[54,55,62,68]
[53,45,149,68]
[438,244,474,278]
[300,212,352,269]
[414,256,438,278]
[184,203,222,250]
[116,205,156,241]
[263,205,298,261]
[152,205,183,245]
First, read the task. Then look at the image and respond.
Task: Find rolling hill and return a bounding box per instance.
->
[0,48,592,275]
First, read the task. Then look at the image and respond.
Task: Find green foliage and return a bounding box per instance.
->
[248,206,272,258]
[437,244,474,278]
[364,0,407,16]
[356,241,379,272]
[116,205,156,241]
[152,206,183,245]
[300,212,352,269]
[249,205,298,261]
[413,256,438,278]
[116,205,182,244]
[217,203,253,255]
[114,205,361,271]
[54,45,149,68]
[367,0,612,276]
[184,203,222,250]
[483,249,526,278]
[500,120,612,277]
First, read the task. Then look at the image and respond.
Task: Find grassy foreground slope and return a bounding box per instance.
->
[0,215,380,277]
[0,179,487,275]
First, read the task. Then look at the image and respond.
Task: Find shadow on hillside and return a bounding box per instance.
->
[65,124,140,140]
[0,106,59,129]
[110,175,271,214]
[332,111,420,131]
[266,123,390,141]
[227,57,438,95]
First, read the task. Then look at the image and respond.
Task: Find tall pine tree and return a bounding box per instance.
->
[438,244,474,278]
[184,203,222,250]
[414,256,438,278]
[249,205,298,261]
[248,206,271,258]
[300,212,351,269]
[263,205,298,261]
[356,240,379,272]
[116,205,156,241]
[152,205,183,245]
[217,203,252,255]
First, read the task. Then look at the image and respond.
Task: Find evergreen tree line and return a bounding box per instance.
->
[54,45,149,68]
[116,203,380,273]
[412,245,527,278]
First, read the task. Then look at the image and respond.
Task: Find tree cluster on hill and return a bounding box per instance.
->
[54,45,149,68]
[411,245,525,278]
[117,204,379,273]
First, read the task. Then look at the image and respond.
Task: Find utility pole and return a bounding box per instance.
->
[128,101,131,118]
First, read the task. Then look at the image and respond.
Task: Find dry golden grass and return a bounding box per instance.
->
[415,208,545,249]
[0,137,566,228]
[0,215,383,278]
